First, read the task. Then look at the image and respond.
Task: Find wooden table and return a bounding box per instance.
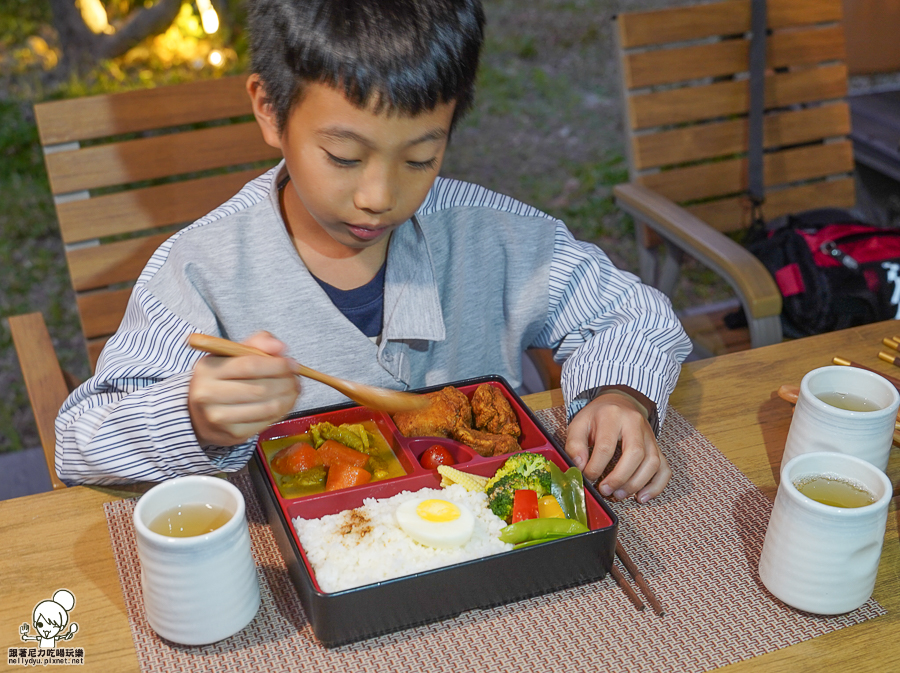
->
[2,320,898,672]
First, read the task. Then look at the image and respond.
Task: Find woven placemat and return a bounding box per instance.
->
[103,408,886,673]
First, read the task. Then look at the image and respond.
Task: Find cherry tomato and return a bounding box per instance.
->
[420,445,456,469]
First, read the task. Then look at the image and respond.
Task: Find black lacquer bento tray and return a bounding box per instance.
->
[249,375,618,646]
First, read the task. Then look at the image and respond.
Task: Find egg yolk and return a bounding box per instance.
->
[416,499,460,523]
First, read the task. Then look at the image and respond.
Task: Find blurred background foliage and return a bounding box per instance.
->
[1,0,249,453]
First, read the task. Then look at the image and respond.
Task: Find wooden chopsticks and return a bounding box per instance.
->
[610,564,644,611]
[832,356,900,392]
[610,540,664,616]
[879,337,900,370]
[834,345,900,445]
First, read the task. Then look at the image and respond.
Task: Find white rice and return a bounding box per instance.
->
[293,484,513,593]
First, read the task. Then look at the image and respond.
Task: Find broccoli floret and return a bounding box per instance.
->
[485,454,553,521]
[486,476,517,520]
[485,452,552,492]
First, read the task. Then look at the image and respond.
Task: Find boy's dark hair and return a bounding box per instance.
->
[248,0,485,132]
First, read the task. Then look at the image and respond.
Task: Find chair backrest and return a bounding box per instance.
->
[34,75,281,370]
[843,0,900,75]
[615,0,855,236]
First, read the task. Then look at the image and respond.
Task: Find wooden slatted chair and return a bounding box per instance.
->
[613,0,856,357]
[9,75,563,488]
[8,75,281,488]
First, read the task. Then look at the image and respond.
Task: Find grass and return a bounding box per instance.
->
[0,0,734,453]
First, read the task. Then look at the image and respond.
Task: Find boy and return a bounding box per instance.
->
[55,0,691,502]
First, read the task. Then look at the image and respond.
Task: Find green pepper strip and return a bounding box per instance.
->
[499,518,589,545]
[309,422,378,455]
[548,462,588,528]
[564,466,588,528]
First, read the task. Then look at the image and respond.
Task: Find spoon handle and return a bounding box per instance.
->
[187,333,330,382]
[186,333,429,412]
[188,333,268,359]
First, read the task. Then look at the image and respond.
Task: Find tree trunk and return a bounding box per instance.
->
[48,0,185,73]
[48,0,100,72]
[97,0,184,60]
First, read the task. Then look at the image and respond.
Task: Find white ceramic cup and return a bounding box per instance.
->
[782,365,899,471]
[133,476,260,645]
[758,451,892,614]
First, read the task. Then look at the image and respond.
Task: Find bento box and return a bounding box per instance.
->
[248,375,618,646]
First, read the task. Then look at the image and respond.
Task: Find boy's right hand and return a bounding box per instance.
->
[188,332,301,447]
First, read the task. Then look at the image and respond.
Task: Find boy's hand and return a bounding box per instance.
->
[565,393,671,504]
[188,332,301,447]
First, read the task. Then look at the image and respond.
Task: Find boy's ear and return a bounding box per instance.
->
[247,74,282,150]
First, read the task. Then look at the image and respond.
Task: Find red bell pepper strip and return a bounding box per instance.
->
[511,489,539,523]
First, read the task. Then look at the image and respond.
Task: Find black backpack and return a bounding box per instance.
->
[741,208,900,338]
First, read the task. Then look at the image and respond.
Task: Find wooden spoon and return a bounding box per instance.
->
[187,333,429,413]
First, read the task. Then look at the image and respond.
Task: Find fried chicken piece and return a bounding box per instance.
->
[451,425,520,457]
[441,385,473,426]
[393,384,521,456]
[392,386,472,437]
[471,384,521,438]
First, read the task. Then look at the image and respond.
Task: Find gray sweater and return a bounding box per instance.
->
[55,165,690,483]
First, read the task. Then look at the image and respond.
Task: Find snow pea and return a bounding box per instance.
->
[499,518,589,545]
[512,536,568,550]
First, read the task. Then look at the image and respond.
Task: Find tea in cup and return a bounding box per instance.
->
[782,365,899,471]
[758,451,892,614]
[133,476,260,645]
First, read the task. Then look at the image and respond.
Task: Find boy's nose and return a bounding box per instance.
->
[354,166,396,215]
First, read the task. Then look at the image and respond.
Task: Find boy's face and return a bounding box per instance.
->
[250,77,456,254]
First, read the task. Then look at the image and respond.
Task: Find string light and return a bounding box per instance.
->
[195,0,219,34]
[208,49,224,67]
[78,0,114,34]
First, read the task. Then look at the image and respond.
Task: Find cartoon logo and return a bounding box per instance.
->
[7,589,84,667]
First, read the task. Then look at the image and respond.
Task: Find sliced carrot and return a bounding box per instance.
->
[317,439,369,468]
[270,442,321,475]
[325,463,372,492]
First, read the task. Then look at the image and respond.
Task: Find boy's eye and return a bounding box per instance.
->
[35,621,43,628]
[407,157,438,171]
[324,150,359,168]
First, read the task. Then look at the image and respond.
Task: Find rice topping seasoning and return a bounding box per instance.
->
[293,484,513,593]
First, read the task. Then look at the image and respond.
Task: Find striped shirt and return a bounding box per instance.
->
[55,164,691,484]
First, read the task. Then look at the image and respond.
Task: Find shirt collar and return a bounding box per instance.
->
[382,215,446,342]
[270,160,445,343]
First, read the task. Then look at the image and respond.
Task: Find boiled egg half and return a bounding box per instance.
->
[396,498,474,548]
